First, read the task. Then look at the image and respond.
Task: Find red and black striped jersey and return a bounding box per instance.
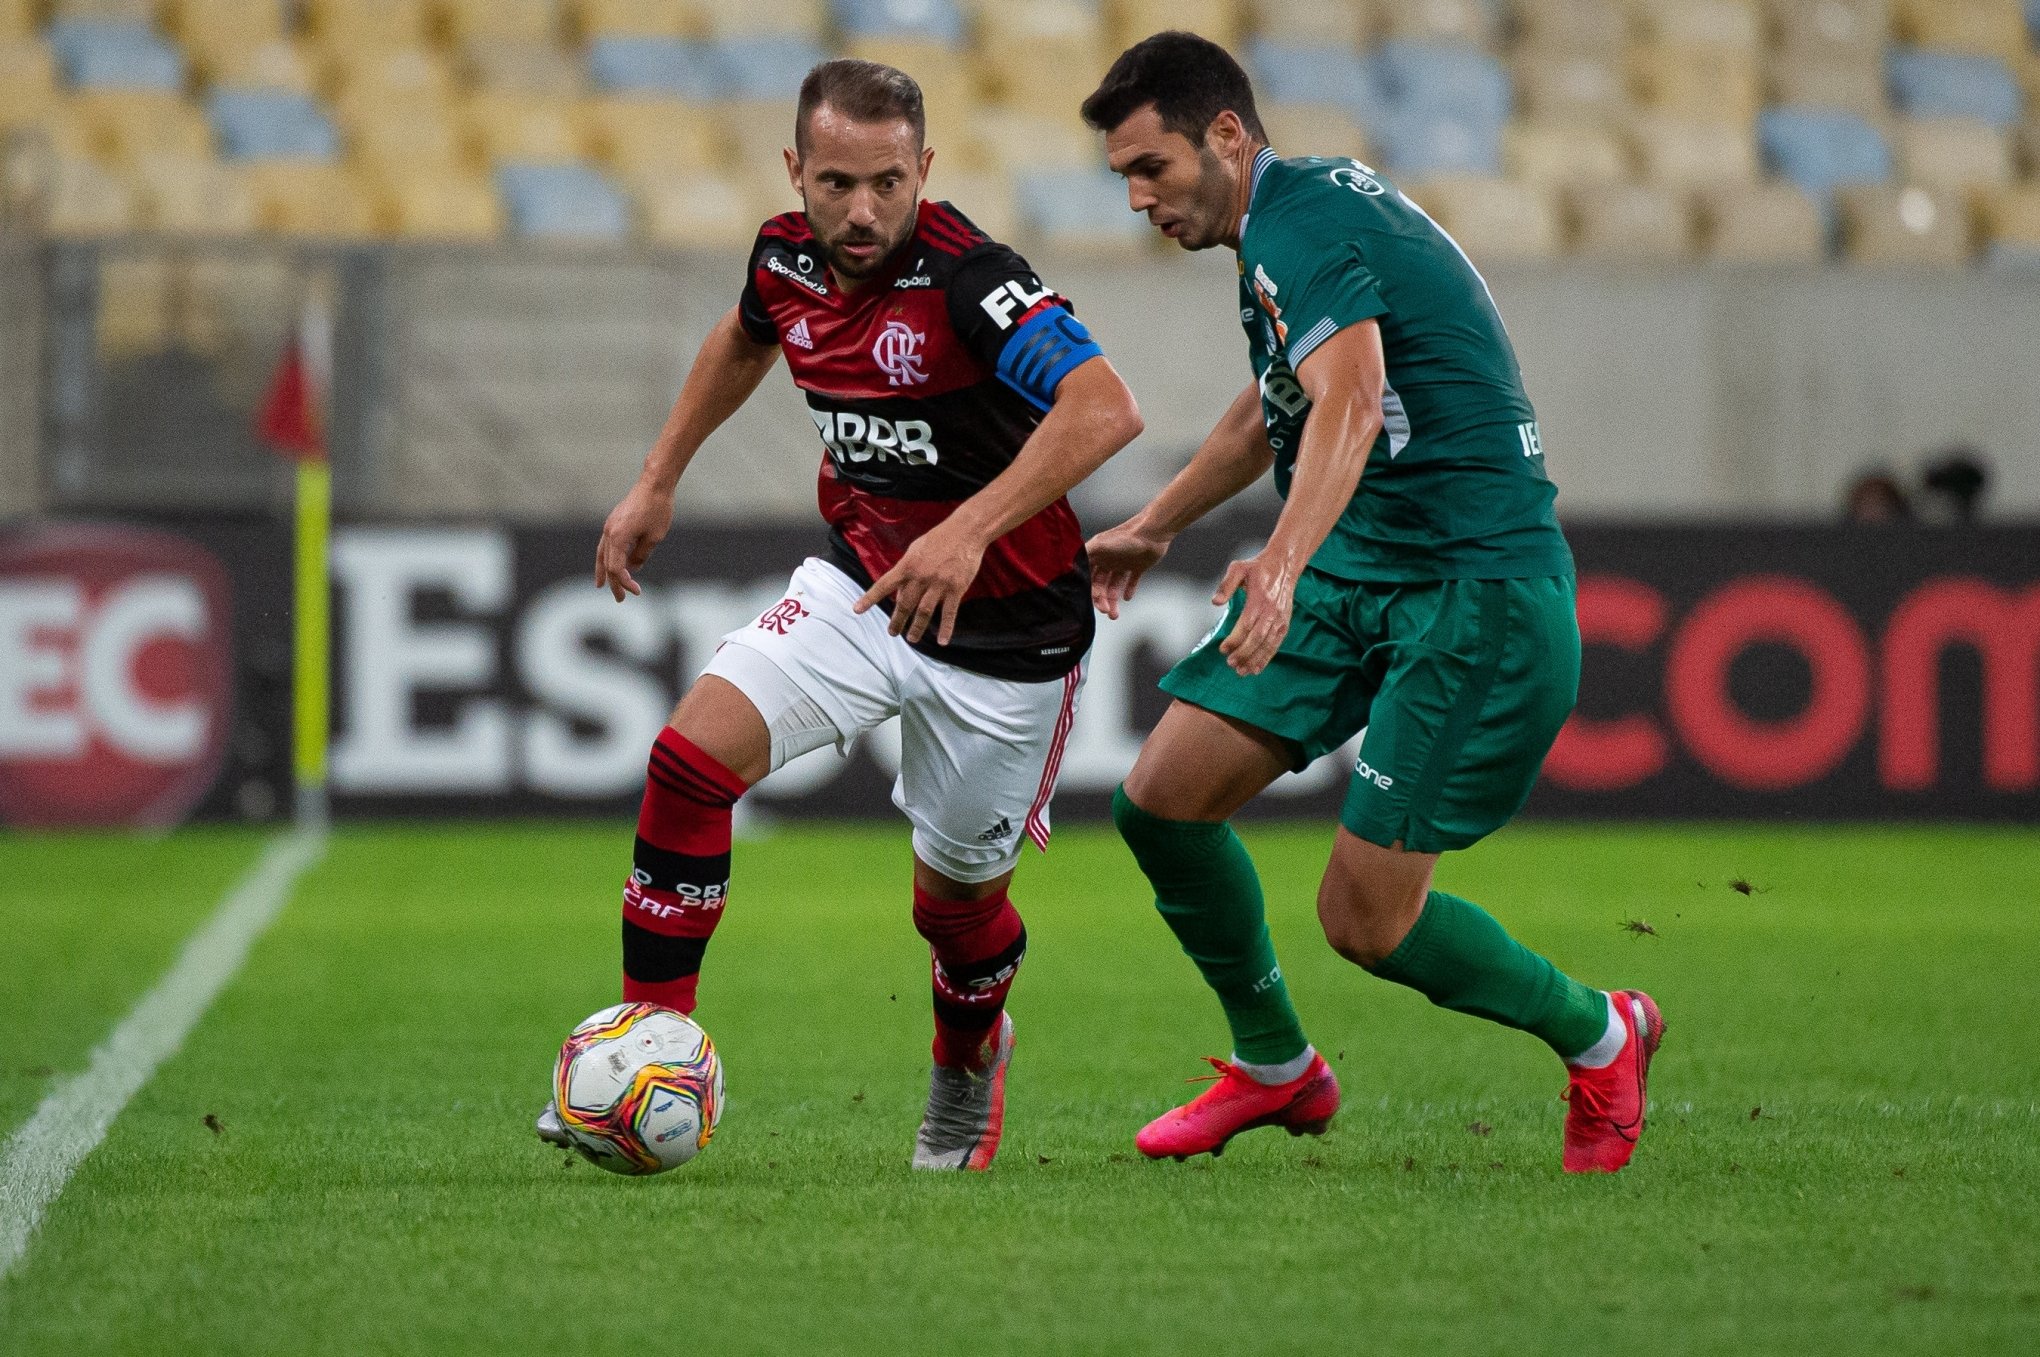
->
[736,199,1105,683]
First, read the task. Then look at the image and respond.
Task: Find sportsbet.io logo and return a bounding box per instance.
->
[0,524,233,827]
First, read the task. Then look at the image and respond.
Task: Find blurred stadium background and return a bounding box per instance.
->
[0,0,2036,830]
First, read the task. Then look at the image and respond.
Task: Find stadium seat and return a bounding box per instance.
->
[1374,41,1512,123]
[833,0,968,48]
[329,45,456,107]
[346,105,464,176]
[47,20,187,91]
[1630,42,1762,124]
[569,0,694,40]
[699,0,826,40]
[438,0,559,43]
[1695,182,1827,261]
[585,97,724,175]
[972,107,1099,172]
[3,150,135,235]
[1376,0,1495,47]
[307,0,432,51]
[1512,51,1628,125]
[131,152,263,232]
[1566,182,1696,259]
[1765,0,1888,59]
[198,39,321,93]
[1374,108,1504,178]
[1768,51,1889,117]
[373,169,503,238]
[1248,40,1386,127]
[1259,102,1371,162]
[459,37,584,95]
[1894,0,2030,60]
[247,159,378,235]
[49,0,157,21]
[1837,183,1975,265]
[842,37,975,134]
[711,96,798,171]
[1504,120,1629,189]
[496,161,631,241]
[0,0,35,36]
[1244,0,1368,46]
[1886,50,2025,129]
[714,35,829,101]
[1632,0,1764,54]
[977,3,1108,118]
[1512,0,1627,58]
[0,41,62,129]
[1110,0,1241,50]
[462,91,587,164]
[1014,167,1148,252]
[1403,175,1563,261]
[208,89,344,160]
[924,166,1018,242]
[1759,107,1892,212]
[1979,183,2040,267]
[1896,118,2015,196]
[2022,117,2040,174]
[1631,114,1762,188]
[587,36,723,98]
[169,0,290,77]
[630,169,757,247]
[76,89,214,160]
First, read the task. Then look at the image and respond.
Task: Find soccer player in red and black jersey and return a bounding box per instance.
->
[536,60,1143,1170]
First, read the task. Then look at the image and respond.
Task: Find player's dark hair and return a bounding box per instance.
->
[795,59,926,155]
[1080,31,1266,145]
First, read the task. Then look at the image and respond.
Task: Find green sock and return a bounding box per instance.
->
[1112,785,1309,1066]
[1372,891,1607,1059]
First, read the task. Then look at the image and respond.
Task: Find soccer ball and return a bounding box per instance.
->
[551,1002,724,1175]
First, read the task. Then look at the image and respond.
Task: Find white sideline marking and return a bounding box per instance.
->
[0,830,326,1283]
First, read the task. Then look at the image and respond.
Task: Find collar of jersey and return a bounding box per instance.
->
[1240,145,1279,241]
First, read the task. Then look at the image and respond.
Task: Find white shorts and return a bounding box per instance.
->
[702,557,1083,883]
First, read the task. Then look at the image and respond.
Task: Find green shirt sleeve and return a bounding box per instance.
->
[1269,237,1388,371]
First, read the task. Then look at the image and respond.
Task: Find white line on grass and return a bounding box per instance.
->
[0,829,326,1283]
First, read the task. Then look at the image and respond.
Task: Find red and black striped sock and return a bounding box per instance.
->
[913,884,1026,1070]
[621,727,747,1014]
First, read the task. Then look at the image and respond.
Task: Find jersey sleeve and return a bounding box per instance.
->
[1266,234,1388,372]
[737,230,778,346]
[947,245,1105,411]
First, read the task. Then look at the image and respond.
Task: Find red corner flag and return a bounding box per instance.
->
[256,303,329,463]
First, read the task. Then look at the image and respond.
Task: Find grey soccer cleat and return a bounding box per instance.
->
[911,1013,1015,1172]
[535,1099,575,1149]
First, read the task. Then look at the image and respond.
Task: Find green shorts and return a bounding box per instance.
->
[1160,570,1580,854]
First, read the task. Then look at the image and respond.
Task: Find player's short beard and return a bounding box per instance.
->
[1182,145,1238,251]
[816,210,912,281]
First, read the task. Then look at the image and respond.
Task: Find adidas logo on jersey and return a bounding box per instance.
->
[787,317,814,350]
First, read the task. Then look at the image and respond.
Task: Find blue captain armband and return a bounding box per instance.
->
[994,305,1103,410]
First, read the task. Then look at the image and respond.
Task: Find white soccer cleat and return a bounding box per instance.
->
[911,1013,1015,1171]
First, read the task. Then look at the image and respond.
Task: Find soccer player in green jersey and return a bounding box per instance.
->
[1079,33,1663,1173]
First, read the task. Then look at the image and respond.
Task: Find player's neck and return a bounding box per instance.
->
[1221,138,1267,252]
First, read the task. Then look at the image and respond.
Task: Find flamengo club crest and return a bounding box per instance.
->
[872,320,928,386]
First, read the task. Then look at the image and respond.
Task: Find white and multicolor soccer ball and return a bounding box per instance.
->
[552,1002,724,1175]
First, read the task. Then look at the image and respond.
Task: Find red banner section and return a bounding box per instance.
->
[2,517,2034,826]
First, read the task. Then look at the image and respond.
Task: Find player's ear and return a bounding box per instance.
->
[917,144,935,186]
[783,145,802,197]
[1206,109,1247,156]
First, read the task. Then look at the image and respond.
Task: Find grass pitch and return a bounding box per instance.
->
[2,822,2037,1355]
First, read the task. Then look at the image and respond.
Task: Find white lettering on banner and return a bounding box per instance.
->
[0,582,84,757]
[519,582,670,797]
[331,529,512,793]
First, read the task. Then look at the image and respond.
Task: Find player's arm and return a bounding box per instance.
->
[1214,320,1385,676]
[595,305,780,601]
[1086,380,1272,619]
[856,353,1143,644]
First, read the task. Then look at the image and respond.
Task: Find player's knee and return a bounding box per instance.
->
[1315,864,1418,970]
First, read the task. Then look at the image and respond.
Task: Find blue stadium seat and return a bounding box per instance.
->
[1373,109,1503,178]
[587,37,723,99]
[1758,107,1891,217]
[1247,39,1385,127]
[713,36,830,102]
[46,19,184,92]
[1013,169,1146,242]
[207,90,341,160]
[496,163,631,241]
[1886,49,2024,130]
[1372,41,1512,125]
[832,0,967,47]
[2027,0,2040,42]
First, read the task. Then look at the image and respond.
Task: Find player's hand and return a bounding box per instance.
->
[1085,517,1172,620]
[595,481,674,602]
[1211,550,1297,677]
[854,518,987,646]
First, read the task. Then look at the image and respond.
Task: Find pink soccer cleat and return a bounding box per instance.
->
[1562,989,1666,1174]
[1136,1053,1340,1161]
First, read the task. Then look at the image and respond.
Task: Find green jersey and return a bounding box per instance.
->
[1237,148,1572,582]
